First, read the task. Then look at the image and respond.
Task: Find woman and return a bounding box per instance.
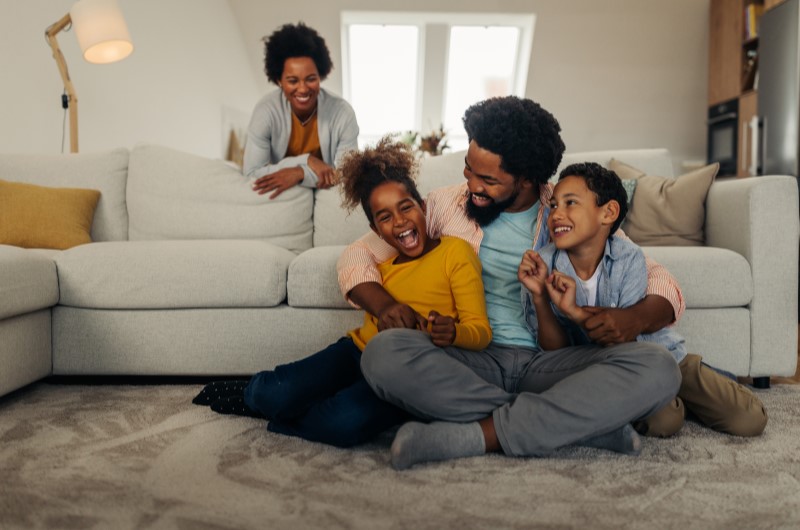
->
[244,22,359,199]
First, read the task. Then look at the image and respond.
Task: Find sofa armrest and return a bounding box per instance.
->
[705,175,799,377]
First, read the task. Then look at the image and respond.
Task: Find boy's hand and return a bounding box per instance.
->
[427,310,456,347]
[518,250,549,299]
[546,271,579,317]
[378,303,428,331]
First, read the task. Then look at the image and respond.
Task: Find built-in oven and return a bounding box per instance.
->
[707,98,738,176]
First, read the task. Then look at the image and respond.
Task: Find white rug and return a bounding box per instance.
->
[1,382,799,529]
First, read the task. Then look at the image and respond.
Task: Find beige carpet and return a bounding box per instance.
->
[1,382,799,530]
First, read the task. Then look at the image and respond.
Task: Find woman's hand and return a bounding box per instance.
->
[252,167,304,199]
[308,155,336,189]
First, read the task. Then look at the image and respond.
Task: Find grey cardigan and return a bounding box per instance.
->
[243,88,360,187]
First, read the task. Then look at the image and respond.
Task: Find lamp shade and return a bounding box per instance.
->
[69,0,133,64]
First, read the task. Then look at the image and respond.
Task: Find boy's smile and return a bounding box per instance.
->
[369,181,437,263]
[548,175,613,254]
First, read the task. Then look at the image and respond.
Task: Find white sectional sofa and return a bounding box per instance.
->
[0,144,797,397]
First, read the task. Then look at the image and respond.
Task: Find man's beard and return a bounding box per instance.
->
[465,191,519,226]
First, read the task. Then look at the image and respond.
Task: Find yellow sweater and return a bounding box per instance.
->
[349,236,491,351]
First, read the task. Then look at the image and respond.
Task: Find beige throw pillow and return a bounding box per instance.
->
[609,159,719,246]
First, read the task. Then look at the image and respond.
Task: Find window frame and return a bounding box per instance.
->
[341,11,536,146]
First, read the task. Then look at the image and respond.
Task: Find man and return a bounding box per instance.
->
[337,96,682,469]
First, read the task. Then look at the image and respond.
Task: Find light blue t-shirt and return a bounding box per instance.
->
[479,203,541,348]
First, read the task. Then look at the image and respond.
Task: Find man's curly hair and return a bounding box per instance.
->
[339,137,422,224]
[558,162,629,234]
[463,96,565,186]
[263,22,333,84]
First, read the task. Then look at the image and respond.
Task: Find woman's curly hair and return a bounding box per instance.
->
[558,162,629,234]
[463,96,565,186]
[263,22,333,84]
[339,137,422,224]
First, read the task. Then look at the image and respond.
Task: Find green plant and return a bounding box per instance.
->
[393,125,450,156]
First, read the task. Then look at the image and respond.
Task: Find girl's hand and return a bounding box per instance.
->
[518,250,548,299]
[428,310,456,347]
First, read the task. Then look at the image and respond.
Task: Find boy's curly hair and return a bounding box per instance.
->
[263,22,333,84]
[558,162,629,234]
[339,137,422,224]
[463,96,565,186]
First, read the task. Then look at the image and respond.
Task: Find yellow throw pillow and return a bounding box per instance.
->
[0,179,101,250]
[608,160,719,247]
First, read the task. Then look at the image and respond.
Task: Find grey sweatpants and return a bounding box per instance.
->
[361,329,680,457]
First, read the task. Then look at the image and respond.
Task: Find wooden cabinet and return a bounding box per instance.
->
[737,90,758,177]
[708,0,778,176]
[708,0,744,105]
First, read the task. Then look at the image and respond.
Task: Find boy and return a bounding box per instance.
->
[519,162,766,438]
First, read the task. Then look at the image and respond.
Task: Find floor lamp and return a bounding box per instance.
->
[45,0,133,153]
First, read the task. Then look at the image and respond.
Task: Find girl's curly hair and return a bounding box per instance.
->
[339,137,422,224]
[263,22,333,84]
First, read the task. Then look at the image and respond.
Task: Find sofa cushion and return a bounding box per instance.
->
[0,149,129,242]
[612,160,718,246]
[558,149,675,179]
[127,144,313,252]
[642,246,752,307]
[55,240,296,309]
[288,246,350,308]
[416,150,468,195]
[0,180,100,250]
[312,188,371,247]
[0,245,59,319]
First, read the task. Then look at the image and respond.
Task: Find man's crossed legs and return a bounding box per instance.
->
[361,328,680,469]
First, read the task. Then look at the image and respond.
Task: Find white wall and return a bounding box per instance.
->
[230,0,710,171]
[0,0,261,158]
[0,0,710,170]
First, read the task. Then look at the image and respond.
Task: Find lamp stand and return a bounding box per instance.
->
[45,13,79,153]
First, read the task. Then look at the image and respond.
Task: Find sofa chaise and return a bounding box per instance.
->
[0,144,797,398]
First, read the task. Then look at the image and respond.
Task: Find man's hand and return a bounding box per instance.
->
[583,295,674,346]
[307,155,336,189]
[582,306,641,346]
[377,302,427,331]
[252,167,304,199]
[428,310,456,347]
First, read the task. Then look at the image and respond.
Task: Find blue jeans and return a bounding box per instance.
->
[244,337,409,448]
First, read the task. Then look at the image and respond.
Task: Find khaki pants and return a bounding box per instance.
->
[635,353,768,438]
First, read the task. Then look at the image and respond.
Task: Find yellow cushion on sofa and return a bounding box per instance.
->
[0,179,100,250]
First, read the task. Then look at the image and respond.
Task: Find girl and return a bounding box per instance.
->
[195,138,491,447]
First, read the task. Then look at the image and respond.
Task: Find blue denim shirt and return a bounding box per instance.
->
[521,236,687,363]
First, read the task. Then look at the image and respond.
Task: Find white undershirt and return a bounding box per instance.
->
[577,265,601,307]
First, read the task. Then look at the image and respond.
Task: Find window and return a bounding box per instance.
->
[341,12,535,151]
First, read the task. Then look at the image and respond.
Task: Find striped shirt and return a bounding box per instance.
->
[337,181,685,324]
